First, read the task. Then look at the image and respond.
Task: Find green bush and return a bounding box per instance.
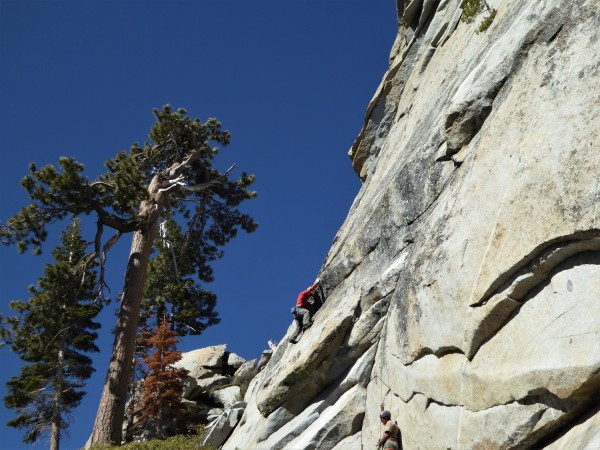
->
[462,0,483,23]
[89,434,213,450]
[462,0,496,31]
[478,9,497,32]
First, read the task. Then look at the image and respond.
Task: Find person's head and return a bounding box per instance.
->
[379,410,391,424]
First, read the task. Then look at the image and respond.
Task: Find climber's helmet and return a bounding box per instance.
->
[380,410,392,420]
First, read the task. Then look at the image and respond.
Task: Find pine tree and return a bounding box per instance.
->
[141,221,220,337]
[132,316,190,440]
[1,105,257,444]
[1,220,100,450]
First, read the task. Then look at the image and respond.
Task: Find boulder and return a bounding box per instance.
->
[180,376,197,400]
[225,351,246,370]
[206,407,224,422]
[202,406,245,448]
[174,345,227,379]
[234,359,257,379]
[210,386,242,409]
[256,349,272,371]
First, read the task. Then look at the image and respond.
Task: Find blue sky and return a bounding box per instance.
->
[0,1,396,448]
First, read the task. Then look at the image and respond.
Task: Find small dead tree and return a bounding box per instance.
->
[131,316,189,440]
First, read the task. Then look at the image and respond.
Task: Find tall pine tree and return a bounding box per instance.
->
[2,220,100,450]
[1,106,257,444]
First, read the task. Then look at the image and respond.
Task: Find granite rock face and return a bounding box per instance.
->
[223,0,600,448]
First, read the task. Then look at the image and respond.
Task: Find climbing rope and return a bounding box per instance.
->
[377,313,390,442]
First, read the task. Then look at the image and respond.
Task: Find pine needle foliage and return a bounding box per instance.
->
[1,220,100,448]
[141,222,220,337]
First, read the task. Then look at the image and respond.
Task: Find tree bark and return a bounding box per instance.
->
[51,342,65,450]
[122,357,137,444]
[90,175,166,445]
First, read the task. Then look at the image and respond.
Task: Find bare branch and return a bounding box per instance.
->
[182,324,197,333]
[89,181,115,190]
[158,179,186,193]
[79,220,102,301]
[178,164,238,193]
[27,386,52,396]
[185,194,209,250]
[225,163,237,175]
[78,221,120,300]
[159,162,237,194]
[103,230,123,255]
[167,149,202,177]
[92,203,142,233]
[44,325,73,352]
[83,220,102,273]
[198,195,209,239]
[95,230,122,297]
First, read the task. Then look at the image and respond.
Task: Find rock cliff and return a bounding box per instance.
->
[223,0,600,448]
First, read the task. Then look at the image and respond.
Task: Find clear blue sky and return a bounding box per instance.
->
[0,1,396,448]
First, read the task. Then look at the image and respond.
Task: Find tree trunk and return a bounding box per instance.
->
[90,176,166,445]
[51,342,65,450]
[122,357,137,444]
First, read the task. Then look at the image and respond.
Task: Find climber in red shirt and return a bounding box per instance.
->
[289,278,320,344]
[296,280,319,308]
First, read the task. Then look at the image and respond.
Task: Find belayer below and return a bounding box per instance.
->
[376,404,402,450]
[288,278,320,344]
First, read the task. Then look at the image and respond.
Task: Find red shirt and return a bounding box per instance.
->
[296,282,318,308]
